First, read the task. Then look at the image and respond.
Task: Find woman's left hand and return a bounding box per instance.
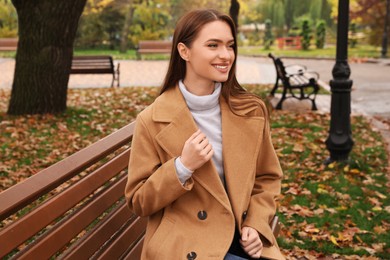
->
[240,226,263,259]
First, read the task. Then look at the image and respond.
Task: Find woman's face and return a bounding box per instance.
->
[182,20,235,88]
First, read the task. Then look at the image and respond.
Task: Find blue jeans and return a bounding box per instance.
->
[224,253,248,260]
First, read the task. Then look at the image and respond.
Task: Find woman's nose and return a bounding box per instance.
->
[218,46,233,60]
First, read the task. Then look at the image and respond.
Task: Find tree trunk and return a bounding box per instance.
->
[119,0,135,53]
[8,0,87,115]
[229,0,240,31]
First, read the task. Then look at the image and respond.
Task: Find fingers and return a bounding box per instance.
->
[188,130,211,151]
[181,130,214,171]
[240,226,263,259]
[241,226,250,242]
[187,129,202,142]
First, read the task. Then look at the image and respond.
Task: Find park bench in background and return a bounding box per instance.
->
[70,55,120,87]
[0,38,18,51]
[276,36,302,50]
[0,120,280,259]
[268,53,319,110]
[136,40,172,60]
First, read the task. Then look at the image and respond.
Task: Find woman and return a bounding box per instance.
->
[125,8,284,260]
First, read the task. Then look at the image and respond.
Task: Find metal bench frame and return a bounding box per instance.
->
[269,53,320,110]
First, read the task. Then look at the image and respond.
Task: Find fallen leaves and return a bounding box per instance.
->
[0,87,158,190]
[1,86,389,259]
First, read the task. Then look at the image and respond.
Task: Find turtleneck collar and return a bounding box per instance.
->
[178,80,221,112]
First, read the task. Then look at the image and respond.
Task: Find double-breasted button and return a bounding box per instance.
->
[197,210,207,220]
[242,211,247,221]
[187,251,197,259]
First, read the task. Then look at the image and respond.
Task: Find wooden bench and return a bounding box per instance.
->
[0,38,18,51]
[0,120,281,259]
[268,53,319,110]
[276,36,302,50]
[136,40,172,60]
[0,122,146,259]
[70,55,120,87]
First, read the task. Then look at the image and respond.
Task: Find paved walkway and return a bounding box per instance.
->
[1,55,389,160]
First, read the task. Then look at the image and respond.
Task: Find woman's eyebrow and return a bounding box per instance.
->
[206,38,235,43]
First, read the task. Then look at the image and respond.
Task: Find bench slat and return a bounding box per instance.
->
[72,55,113,60]
[0,38,18,51]
[14,174,128,259]
[59,201,135,259]
[70,69,114,74]
[0,148,130,257]
[0,122,135,221]
[123,238,144,260]
[136,40,172,59]
[95,216,147,259]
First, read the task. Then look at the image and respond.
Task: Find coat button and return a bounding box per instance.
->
[197,210,207,220]
[187,251,197,259]
[242,211,247,221]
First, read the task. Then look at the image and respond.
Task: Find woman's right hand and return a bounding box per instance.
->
[180,129,214,171]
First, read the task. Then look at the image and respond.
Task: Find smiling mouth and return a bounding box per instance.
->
[214,65,228,69]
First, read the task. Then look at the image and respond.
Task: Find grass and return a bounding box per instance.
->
[238,44,383,59]
[0,44,384,60]
[0,85,389,258]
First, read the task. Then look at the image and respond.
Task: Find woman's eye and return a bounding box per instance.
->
[228,44,235,49]
[208,43,218,48]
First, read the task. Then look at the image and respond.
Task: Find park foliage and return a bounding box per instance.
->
[1,0,388,50]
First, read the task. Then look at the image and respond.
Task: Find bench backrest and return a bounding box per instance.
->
[0,38,18,51]
[0,121,146,259]
[71,55,115,74]
[268,53,290,85]
[138,40,172,50]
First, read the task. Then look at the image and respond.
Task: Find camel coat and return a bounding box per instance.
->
[125,85,284,260]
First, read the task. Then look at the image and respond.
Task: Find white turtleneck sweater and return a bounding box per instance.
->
[174,80,225,186]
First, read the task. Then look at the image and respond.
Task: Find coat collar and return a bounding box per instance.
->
[152,85,265,217]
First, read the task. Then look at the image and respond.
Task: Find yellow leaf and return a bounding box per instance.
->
[350,168,360,174]
[330,235,340,246]
[343,165,349,172]
[372,206,382,211]
[317,188,328,194]
[336,206,348,211]
[328,163,335,169]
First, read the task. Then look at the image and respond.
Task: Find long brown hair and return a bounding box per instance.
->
[160,9,267,117]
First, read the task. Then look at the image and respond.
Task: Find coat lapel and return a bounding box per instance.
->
[153,86,232,211]
[220,97,265,222]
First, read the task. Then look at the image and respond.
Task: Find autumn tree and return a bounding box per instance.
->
[7,0,87,115]
[350,0,389,46]
[0,1,18,37]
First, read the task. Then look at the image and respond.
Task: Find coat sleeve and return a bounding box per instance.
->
[124,114,194,217]
[243,111,283,246]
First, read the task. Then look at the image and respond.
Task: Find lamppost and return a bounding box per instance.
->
[382,0,390,58]
[325,0,354,163]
